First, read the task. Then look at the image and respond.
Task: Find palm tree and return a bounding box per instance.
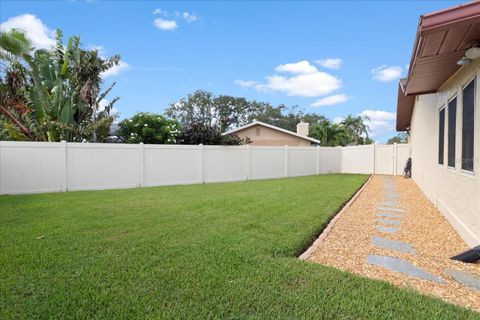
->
[309,120,348,146]
[0,30,40,140]
[341,114,370,145]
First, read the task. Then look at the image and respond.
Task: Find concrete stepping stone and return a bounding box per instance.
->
[377,212,403,219]
[378,206,405,213]
[376,226,400,233]
[377,219,401,226]
[382,201,401,207]
[372,236,415,254]
[385,194,399,198]
[444,268,480,292]
[367,255,445,283]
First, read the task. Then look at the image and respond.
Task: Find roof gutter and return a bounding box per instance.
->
[421,1,480,30]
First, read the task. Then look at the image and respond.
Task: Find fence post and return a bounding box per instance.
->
[199,144,204,183]
[337,146,342,173]
[284,145,289,177]
[393,142,398,176]
[139,142,145,187]
[316,145,320,175]
[246,145,251,180]
[61,140,67,192]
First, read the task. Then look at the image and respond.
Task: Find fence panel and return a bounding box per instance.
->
[204,146,248,183]
[66,143,140,191]
[318,147,341,173]
[375,144,394,175]
[288,147,317,177]
[144,145,201,186]
[341,145,374,174]
[0,142,64,194]
[396,144,410,175]
[250,147,285,180]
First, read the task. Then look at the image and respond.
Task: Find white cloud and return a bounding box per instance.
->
[87,45,129,78]
[275,60,317,74]
[237,60,342,97]
[0,14,55,49]
[101,60,130,78]
[152,9,198,29]
[235,79,257,87]
[154,18,178,30]
[183,12,198,23]
[358,109,396,137]
[311,94,350,107]
[332,116,344,124]
[371,65,402,82]
[87,44,106,56]
[315,58,343,70]
[256,71,341,97]
[98,98,109,110]
[98,98,119,115]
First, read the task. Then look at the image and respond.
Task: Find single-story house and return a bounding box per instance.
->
[223,121,320,146]
[397,1,480,247]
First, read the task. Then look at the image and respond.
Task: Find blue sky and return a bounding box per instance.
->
[0,0,464,142]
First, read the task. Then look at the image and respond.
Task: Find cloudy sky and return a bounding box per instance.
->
[0,0,463,142]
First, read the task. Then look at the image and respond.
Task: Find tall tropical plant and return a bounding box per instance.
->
[0,30,41,140]
[341,114,370,145]
[309,120,348,146]
[0,29,120,142]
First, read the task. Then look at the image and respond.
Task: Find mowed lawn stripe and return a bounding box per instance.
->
[0,174,477,319]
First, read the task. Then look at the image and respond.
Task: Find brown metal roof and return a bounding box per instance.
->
[406,1,480,96]
[397,1,480,131]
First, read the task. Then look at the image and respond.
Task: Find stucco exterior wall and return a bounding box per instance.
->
[410,61,480,247]
[232,124,312,146]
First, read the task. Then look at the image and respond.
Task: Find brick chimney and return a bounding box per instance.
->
[296,121,309,137]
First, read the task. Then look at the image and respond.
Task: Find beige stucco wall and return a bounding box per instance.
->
[233,124,312,146]
[410,61,480,247]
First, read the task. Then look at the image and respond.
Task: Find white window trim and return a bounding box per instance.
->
[460,77,476,174]
[461,169,476,178]
[438,105,446,167]
[447,96,457,170]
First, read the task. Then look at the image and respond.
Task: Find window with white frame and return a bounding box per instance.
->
[448,97,457,168]
[439,107,445,165]
[462,79,475,172]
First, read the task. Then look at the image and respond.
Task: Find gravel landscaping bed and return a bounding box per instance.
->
[306,175,480,312]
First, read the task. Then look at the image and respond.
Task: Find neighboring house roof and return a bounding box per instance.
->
[222,121,320,144]
[396,1,480,131]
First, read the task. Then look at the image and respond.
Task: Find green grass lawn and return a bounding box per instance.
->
[1,174,478,319]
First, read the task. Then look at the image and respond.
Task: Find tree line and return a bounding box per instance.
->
[115,90,372,146]
[1,29,375,146]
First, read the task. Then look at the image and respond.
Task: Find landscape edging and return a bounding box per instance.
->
[298,174,374,260]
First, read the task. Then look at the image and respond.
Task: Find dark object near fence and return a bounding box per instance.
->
[451,245,480,263]
[403,157,412,178]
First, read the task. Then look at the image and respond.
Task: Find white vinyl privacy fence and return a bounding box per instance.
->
[0,141,410,195]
